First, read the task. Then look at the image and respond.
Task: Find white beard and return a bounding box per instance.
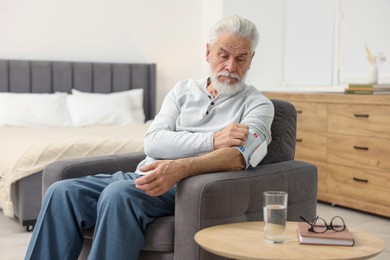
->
[209,69,247,96]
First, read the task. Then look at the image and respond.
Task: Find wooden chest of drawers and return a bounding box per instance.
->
[265,92,390,217]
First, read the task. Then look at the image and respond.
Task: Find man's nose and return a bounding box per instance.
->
[224,58,237,73]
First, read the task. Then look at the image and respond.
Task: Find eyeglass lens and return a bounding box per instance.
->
[330,216,346,231]
[312,217,327,233]
[312,216,346,233]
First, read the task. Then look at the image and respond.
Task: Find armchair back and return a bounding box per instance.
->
[261,99,297,165]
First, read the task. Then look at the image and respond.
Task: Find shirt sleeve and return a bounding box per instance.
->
[241,93,274,145]
[143,82,214,160]
[235,92,274,168]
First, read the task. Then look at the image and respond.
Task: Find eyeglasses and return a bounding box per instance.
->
[300,216,346,233]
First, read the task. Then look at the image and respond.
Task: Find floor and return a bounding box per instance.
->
[0,202,389,260]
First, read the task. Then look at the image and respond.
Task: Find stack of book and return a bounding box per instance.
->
[297,222,355,246]
[344,84,373,94]
[344,84,390,94]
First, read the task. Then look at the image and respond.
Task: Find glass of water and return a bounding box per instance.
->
[263,191,288,243]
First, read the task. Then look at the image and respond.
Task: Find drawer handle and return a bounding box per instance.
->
[296,110,303,114]
[353,145,369,151]
[353,177,368,183]
[353,114,369,118]
[296,138,303,143]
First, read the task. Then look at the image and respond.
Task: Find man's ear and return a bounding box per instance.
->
[206,43,211,63]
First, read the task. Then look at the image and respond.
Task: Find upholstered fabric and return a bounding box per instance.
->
[42,99,318,260]
[80,215,174,256]
[0,60,156,120]
[175,161,317,260]
[261,99,297,165]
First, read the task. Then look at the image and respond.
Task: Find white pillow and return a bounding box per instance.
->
[0,92,73,127]
[68,89,145,127]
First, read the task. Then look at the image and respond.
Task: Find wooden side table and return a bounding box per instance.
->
[194,222,385,260]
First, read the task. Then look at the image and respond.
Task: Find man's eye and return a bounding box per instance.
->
[219,54,229,59]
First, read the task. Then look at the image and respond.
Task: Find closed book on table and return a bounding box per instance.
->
[297,222,355,246]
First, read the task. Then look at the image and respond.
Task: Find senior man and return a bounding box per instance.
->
[25,15,274,260]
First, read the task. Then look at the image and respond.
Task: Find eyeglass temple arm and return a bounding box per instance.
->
[299,216,312,225]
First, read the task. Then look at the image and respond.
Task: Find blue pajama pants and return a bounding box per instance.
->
[25,171,176,260]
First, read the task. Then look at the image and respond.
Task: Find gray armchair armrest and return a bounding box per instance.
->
[174,160,318,260]
[42,152,146,194]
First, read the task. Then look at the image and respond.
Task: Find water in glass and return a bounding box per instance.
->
[263,204,287,243]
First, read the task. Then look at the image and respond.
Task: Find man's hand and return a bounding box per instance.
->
[213,123,249,149]
[135,159,192,196]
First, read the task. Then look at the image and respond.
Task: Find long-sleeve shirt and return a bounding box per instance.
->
[136,78,274,174]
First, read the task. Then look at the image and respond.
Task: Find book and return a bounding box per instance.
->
[348,83,374,89]
[347,87,375,91]
[344,89,373,94]
[345,83,374,94]
[297,222,355,246]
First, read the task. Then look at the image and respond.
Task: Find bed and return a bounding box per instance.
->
[0,59,156,230]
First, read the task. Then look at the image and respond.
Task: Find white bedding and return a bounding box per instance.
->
[0,123,150,217]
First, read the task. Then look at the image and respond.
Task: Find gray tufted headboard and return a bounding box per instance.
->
[0,59,156,120]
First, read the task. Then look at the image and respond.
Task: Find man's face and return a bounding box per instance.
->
[206,32,254,86]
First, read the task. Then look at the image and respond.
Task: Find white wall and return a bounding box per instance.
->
[1,0,389,110]
[223,0,285,89]
[200,0,223,77]
[0,0,204,109]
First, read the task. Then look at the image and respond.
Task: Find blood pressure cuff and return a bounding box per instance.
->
[234,129,267,169]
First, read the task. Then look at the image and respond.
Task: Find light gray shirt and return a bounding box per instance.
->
[136,78,274,174]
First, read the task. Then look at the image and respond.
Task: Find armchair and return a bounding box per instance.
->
[42,99,318,260]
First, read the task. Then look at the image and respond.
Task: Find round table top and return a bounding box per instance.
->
[194,221,385,260]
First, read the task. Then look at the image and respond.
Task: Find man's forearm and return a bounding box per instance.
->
[179,147,245,179]
[135,147,245,196]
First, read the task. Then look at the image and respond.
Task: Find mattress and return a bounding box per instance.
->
[0,123,150,217]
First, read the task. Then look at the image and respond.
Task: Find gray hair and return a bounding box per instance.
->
[209,15,259,52]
